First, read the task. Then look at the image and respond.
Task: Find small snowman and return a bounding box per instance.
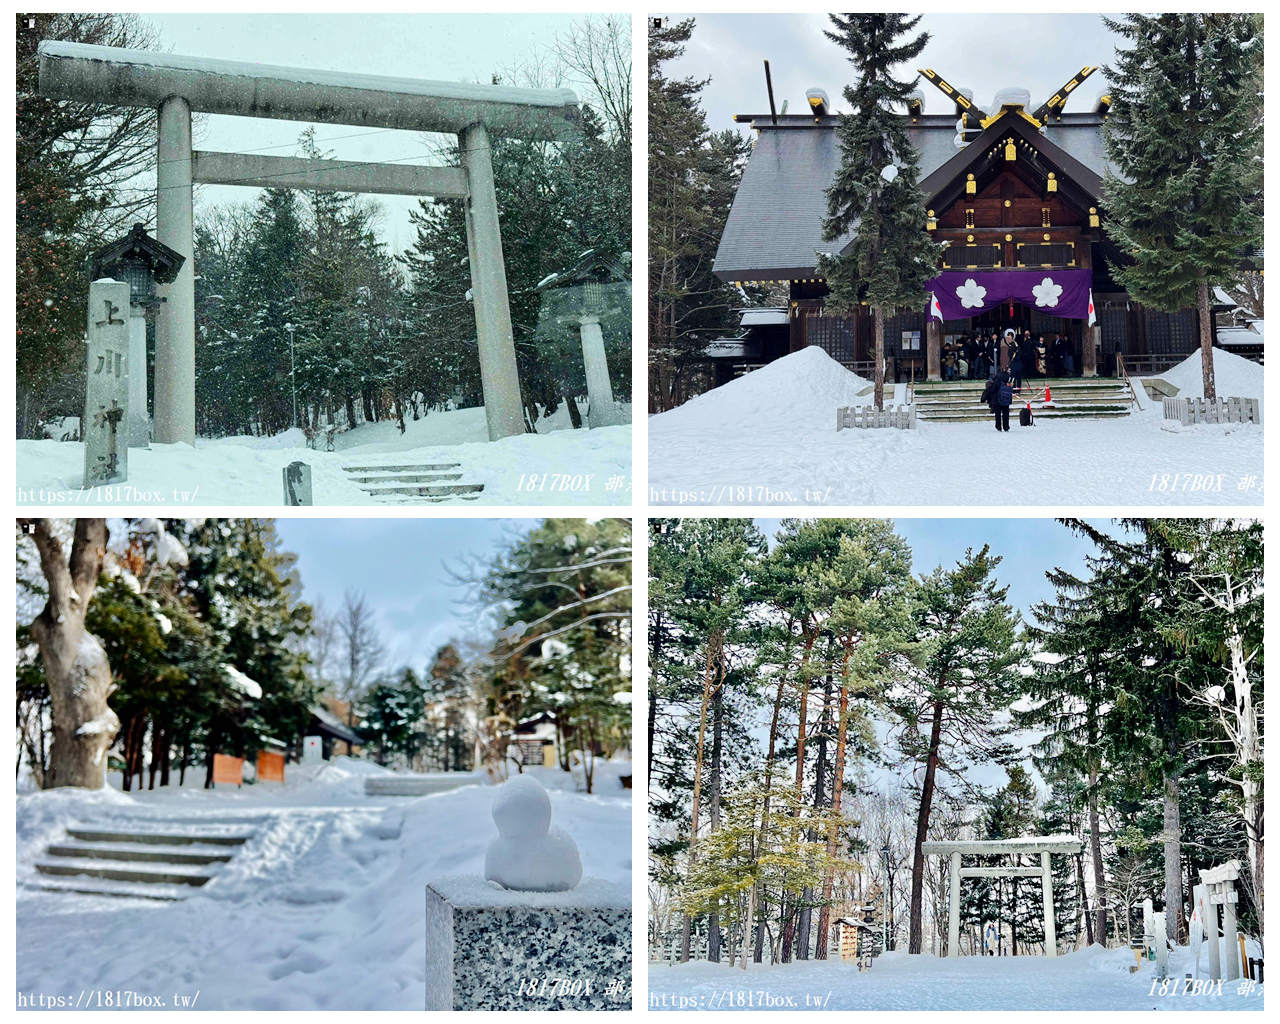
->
[484,774,582,892]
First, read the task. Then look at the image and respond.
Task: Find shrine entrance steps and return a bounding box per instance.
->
[912,377,1134,422]
[341,462,485,504]
[33,818,256,901]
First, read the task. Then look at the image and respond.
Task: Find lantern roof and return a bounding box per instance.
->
[536,248,630,292]
[88,223,186,284]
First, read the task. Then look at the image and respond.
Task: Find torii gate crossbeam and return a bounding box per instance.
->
[39,41,580,444]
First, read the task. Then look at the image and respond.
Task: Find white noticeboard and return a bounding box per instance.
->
[303,735,323,763]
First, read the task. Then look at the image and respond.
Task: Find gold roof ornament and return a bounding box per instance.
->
[1005,138,1016,161]
[966,173,976,195]
[1047,172,1058,193]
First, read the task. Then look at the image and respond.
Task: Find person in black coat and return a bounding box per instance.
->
[983,369,1013,432]
[1019,334,1039,380]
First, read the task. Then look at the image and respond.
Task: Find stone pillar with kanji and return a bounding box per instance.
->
[83,279,131,487]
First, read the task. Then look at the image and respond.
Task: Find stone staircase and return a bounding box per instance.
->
[911,377,1136,422]
[341,462,485,503]
[33,819,255,901]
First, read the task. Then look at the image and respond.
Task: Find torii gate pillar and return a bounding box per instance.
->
[154,95,196,445]
[461,123,525,441]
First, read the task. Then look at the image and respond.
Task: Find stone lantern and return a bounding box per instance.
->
[88,224,185,447]
[536,249,629,428]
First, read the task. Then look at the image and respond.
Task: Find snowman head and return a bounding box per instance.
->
[491,773,552,839]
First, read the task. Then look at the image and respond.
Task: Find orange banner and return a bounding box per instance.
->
[256,750,285,783]
[212,753,243,787]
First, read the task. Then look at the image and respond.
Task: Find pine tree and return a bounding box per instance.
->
[1102,14,1262,399]
[819,14,942,410]
[893,546,1022,954]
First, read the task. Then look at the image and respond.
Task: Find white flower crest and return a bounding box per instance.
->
[1032,276,1063,308]
[955,278,987,309]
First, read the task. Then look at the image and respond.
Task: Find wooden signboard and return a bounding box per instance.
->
[212,753,244,787]
[257,750,286,784]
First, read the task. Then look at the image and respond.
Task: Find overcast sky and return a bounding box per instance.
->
[662,13,1121,139]
[274,517,537,674]
[139,13,586,252]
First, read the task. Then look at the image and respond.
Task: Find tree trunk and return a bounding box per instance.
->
[908,697,946,953]
[816,651,852,959]
[23,519,118,789]
[1076,849,1093,947]
[708,679,724,962]
[1197,276,1216,400]
[799,669,832,960]
[873,306,886,410]
[740,882,756,971]
[682,634,720,962]
[1088,763,1108,945]
[1163,767,1181,943]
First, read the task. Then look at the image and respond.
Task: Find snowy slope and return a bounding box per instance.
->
[650,946,1263,1011]
[16,763,632,1009]
[1145,348,1264,401]
[16,405,631,506]
[660,348,873,432]
[650,349,1262,506]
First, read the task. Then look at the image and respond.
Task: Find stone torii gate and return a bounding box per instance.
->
[921,836,1083,957]
[38,41,581,444]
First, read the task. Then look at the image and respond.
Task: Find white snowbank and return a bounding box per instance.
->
[658,347,873,432]
[223,664,263,700]
[16,404,631,506]
[650,943,1263,1011]
[17,762,630,1009]
[1149,347,1264,401]
[650,349,1262,507]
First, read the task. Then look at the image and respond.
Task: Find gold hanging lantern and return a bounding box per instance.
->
[1047,172,1058,193]
[1089,206,1100,228]
[1004,138,1016,161]
[926,209,937,231]
[966,173,976,195]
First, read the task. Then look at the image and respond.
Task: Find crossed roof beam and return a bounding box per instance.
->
[918,66,1100,128]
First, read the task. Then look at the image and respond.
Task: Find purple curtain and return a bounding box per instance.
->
[926,269,1092,320]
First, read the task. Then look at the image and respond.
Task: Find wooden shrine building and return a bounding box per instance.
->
[713,67,1231,381]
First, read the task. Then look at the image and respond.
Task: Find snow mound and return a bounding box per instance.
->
[656,347,873,430]
[1155,347,1263,401]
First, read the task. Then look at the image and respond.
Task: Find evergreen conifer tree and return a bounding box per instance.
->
[819,14,942,410]
[1102,14,1262,399]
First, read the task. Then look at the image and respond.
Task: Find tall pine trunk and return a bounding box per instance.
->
[873,306,886,410]
[1088,763,1108,944]
[682,635,720,962]
[799,669,833,959]
[908,697,945,953]
[815,653,851,958]
[1163,768,1181,943]
[1197,277,1216,400]
[707,682,724,962]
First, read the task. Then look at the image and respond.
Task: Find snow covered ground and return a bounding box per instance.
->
[649,945,1264,1011]
[16,404,632,506]
[649,348,1262,506]
[16,759,632,1010]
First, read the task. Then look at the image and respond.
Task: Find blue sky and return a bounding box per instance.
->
[274,517,538,671]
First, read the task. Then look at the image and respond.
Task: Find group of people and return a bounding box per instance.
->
[941,329,1078,382]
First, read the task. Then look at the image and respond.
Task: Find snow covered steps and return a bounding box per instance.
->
[912,378,1134,422]
[341,462,485,503]
[35,820,255,900]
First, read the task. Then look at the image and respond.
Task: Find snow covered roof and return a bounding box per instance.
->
[740,308,788,326]
[716,108,1111,281]
[310,705,362,745]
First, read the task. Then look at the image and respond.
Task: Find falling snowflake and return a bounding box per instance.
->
[955,278,987,309]
[1032,276,1063,308]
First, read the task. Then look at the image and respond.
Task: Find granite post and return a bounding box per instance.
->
[83,279,131,487]
[425,877,630,1010]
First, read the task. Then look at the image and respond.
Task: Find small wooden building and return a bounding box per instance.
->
[714,67,1245,380]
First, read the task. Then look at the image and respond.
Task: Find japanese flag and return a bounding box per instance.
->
[929,291,944,322]
[1087,289,1096,327]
